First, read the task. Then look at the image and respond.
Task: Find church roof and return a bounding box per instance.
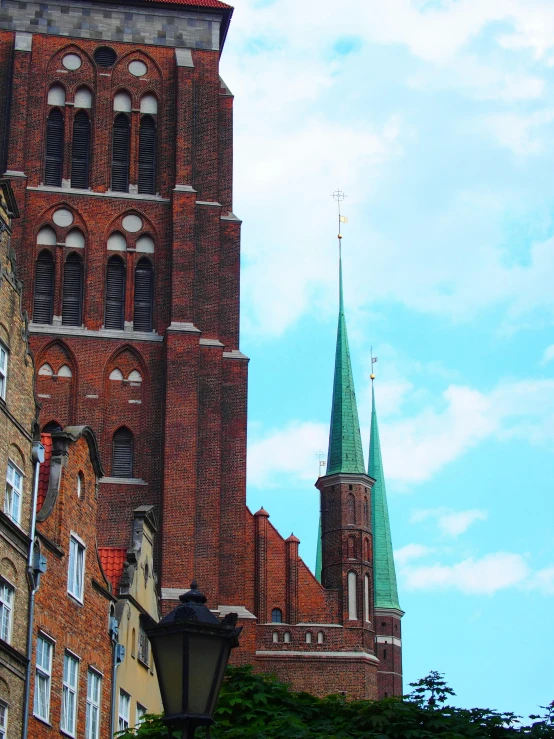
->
[369,384,401,611]
[145,0,231,8]
[326,252,366,475]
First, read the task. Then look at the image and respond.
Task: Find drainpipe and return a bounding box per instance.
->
[21,440,45,739]
[109,616,123,738]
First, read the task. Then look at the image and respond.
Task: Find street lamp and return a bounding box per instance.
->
[142,581,242,738]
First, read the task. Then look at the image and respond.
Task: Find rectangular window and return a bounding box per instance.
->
[118,691,130,731]
[0,343,7,400]
[0,580,14,643]
[136,703,147,726]
[68,536,85,601]
[0,700,7,739]
[137,626,149,666]
[34,635,53,721]
[61,652,79,736]
[4,460,23,524]
[85,670,102,739]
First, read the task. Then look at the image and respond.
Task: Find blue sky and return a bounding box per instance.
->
[220,0,554,721]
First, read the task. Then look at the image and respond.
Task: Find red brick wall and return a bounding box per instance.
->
[30,433,113,739]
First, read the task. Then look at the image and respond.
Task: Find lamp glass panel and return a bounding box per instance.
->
[153,632,184,716]
[187,634,226,715]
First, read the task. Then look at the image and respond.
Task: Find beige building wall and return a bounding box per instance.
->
[114,507,163,728]
[0,180,38,739]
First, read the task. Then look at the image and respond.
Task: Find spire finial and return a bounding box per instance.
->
[370,346,378,382]
[331,189,348,308]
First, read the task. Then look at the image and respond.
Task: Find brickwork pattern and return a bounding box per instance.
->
[0,180,36,739]
[29,431,113,739]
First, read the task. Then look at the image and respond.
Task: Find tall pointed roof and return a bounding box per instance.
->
[369,384,401,611]
[326,252,366,475]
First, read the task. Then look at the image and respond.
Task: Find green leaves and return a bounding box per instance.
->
[113,667,554,739]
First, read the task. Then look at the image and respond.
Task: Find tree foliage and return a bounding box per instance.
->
[116,666,554,739]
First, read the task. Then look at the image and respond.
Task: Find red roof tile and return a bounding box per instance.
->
[145,0,232,8]
[98,547,128,595]
[37,434,53,513]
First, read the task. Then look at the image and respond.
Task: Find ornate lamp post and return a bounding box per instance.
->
[143,581,241,738]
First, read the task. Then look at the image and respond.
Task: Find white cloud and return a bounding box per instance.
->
[540,345,554,365]
[483,109,554,155]
[401,552,530,594]
[412,508,488,536]
[248,421,328,488]
[528,566,554,594]
[394,543,433,567]
[248,377,554,488]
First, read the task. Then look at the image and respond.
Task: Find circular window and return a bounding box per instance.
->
[94,46,117,67]
[122,214,143,233]
[52,208,74,227]
[62,53,82,70]
[128,60,147,77]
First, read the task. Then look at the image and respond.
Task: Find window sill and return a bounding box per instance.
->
[67,592,84,607]
[61,728,76,738]
[99,477,147,486]
[32,714,52,727]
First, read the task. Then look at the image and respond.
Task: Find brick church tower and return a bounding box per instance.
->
[0,0,245,613]
[0,0,404,700]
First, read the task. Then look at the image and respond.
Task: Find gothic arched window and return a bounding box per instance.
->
[112,427,133,478]
[271,608,282,623]
[33,250,55,324]
[105,256,125,330]
[111,113,130,192]
[133,258,153,332]
[347,536,356,560]
[71,110,91,189]
[348,571,357,620]
[138,115,156,195]
[45,108,64,186]
[62,253,83,326]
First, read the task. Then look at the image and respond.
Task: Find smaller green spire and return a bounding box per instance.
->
[369,384,401,611]
[326,251,366,475]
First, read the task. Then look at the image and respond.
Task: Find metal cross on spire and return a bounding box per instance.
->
[331,189,348,245]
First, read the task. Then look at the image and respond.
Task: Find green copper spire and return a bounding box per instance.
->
[369,384,401,610]
[326,251,366,475]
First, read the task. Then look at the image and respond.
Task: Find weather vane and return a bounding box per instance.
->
[316,451,326,478]
[331,189,349,261]
[370,346,378,382]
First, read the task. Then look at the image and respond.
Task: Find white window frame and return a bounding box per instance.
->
[136,703,147,726]
[67,534,86,602]
[4,459,23,524]
[118,690,130,731]
[61,651,79,736]
[0,342,7,401]
[0,579,14,643]
[0,700,7,739]
[34,634,53,722]
[85,669,102,739]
